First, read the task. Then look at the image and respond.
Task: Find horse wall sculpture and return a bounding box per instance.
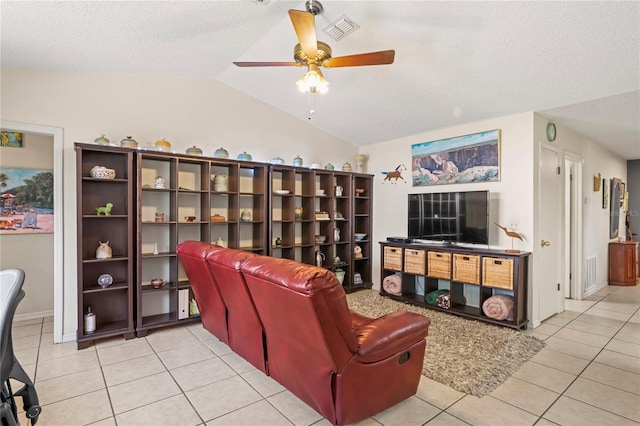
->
[381,164,407,183]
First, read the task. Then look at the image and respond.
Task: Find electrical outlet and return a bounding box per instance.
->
[509,220,519,230]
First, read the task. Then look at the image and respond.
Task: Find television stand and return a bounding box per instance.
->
[380,241,530,329]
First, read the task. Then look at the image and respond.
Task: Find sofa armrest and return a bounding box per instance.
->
[353,311,430,363]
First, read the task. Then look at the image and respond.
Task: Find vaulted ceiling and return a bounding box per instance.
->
[2,1,638,159]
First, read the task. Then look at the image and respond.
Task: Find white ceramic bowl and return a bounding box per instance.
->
[315,235,327,243]
[274,189,290,195]
[354,233,367,240]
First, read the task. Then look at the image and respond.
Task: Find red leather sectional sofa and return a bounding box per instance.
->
[177,241,431,426]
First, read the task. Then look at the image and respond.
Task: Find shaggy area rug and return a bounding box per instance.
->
[346,290,545,397]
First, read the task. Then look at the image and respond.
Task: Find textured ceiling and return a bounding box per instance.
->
[2,1,639,159]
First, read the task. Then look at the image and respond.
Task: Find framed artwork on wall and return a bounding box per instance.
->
[610,178,622,239]
[602,179,608,209]
[1,130,23,147]
[0,167,54,234]
[411,129,500,186]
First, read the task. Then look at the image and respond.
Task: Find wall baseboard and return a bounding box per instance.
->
[14,310,54,323]
[62,332,76,343]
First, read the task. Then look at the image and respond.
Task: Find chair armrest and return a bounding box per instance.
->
[353,311,430,363]
[349,309,374,329]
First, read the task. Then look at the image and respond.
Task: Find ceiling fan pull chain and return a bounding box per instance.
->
[307,91,316,120]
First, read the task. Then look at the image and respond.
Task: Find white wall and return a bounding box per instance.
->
[0,133,55,317]
[362,112,535,283]
[1,68,359,340]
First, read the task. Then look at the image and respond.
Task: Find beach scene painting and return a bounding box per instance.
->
[0,167,54,234]
[411,130,501,186]
[1,130,23,147]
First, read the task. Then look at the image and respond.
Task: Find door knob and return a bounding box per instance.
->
[540,240,551,247]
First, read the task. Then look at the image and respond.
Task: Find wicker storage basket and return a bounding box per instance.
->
[383,246,403,271]
[427,251,451,279]
[482,257,514,290]
[404,249,426,275]
[452,254,480,285]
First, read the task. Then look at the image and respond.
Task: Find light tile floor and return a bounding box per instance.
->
[9,285,640,426]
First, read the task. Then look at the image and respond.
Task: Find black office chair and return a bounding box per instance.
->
[1,269,41,426]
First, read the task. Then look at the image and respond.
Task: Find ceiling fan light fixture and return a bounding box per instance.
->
[296,64,329,93]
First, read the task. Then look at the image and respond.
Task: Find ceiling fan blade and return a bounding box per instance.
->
[322,50,396,68]
[288,10,318,58]
[233,61,301,67]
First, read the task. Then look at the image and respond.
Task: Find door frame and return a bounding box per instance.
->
[1,120,64,343]
[564,153,583,300]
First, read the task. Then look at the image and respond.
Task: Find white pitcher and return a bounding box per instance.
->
[213,174,228,192]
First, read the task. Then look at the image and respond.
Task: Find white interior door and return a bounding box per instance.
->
[539,145,563,321]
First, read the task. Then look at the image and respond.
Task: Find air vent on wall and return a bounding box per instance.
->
[322,14,360,41]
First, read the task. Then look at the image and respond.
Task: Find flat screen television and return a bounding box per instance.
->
[408,190,489,245]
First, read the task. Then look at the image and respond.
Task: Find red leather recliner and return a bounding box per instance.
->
[177,242,431,425]
[175,241,229,344]
[240,255,431,426]
[204,247,266,373]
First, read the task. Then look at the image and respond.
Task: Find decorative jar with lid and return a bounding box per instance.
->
[186,145,203,156]
[120,136,138,148]
[293,155,303,167]
[155,138,171,151]
[94,134,110,145]
[237,151,253,161]
[214,147,229,158]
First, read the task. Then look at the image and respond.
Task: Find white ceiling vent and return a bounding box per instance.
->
[322,15,360,41]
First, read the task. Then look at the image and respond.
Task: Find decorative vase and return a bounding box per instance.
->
[342,162,352,172]
[213,174,228,192]
[334,228,340,242]
[154,176,165,189]
[240,209,251,222]
[293,155,303,167]
[153,242,159,255]
[354,154,367,173]
[334,268,346,284]
[295,206,303,221]
[84,306,96,333]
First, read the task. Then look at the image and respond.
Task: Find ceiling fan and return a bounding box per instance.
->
[233,0,395,93]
